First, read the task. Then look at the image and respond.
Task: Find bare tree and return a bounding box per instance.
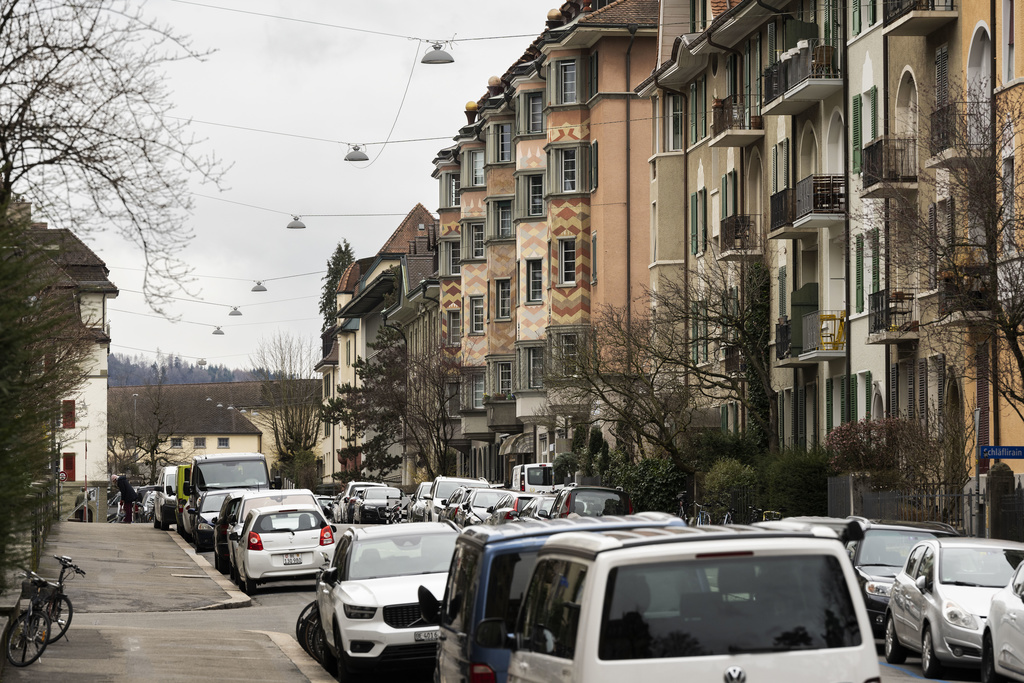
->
[404,340,464,479]
[107,380,192,483]
[0,0,225,307]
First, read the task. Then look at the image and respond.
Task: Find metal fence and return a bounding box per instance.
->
[860,490,978,534]
[997,483,1024,542]
[29,481,59,569]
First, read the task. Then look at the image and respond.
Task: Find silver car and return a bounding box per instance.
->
[885,536,1024,678]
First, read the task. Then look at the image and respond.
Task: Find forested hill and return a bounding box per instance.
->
[108,353,256,386]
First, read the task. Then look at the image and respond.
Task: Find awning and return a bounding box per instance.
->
[499,432,534,457]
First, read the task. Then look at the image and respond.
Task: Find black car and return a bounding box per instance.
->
[845,516,959,637]
[352,486,403,524]
[550,485,632,518]
[213,490,247,573]
[191,489,240,552]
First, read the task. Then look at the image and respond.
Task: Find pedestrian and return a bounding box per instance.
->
[111,474,136,524]
[74,486,87,521]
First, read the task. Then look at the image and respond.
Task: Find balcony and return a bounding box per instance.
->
[926,101,994,170]
[867,289,920,344]
[884,0,957,37]
[460,410,491,440]
[724,345,747,377]
[718,214,762,261]
[710,95,765,148]
[762,40,843,117]
[775,318,816,367]
[768,189,799,239]
[485,397,522,433]
[800,309,846,360]
[794,174,846,229]
[862,136,918,199]
[938,268,991,325]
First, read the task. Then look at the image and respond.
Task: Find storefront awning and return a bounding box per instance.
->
[499,432,534,457]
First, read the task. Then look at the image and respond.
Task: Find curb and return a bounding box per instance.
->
[257,630,337,683]
[167,530,252,610]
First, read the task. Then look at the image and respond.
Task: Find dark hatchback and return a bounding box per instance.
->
[846,516,959,637]
[352,486,403,524]
[192,489,240,552]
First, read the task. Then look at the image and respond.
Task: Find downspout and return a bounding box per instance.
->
[626,24,638,330]
[842,0,852,427]
[990,0,1000,446]
[882,0,891,417]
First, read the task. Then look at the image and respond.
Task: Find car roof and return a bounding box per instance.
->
[246,502,324,518]
[239,488,313,500]
[930,537,1024,550]
[847,516,960,536]
[192,453,266,463]
[348,521,456,541]
[458,512,684,549]
[562,486,628,495]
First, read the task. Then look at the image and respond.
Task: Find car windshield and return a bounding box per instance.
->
[363,487,402,501]
[194,460,268,490]
[940,547,1024,587]
[253,510,323,533]
[471,490,506,508]
[857,529,940,567]
[573,490,628,516]
[347,533,456,581]
[201,492,230,513]
[596,555,861,660]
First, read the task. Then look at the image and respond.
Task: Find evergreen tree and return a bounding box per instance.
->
[320,240,355,332]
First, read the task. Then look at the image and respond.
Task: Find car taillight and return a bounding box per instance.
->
[520,482,525,491]
[504,511,513,520]
[470,663,496,683]
[564,498,571,516]
[247,531,263,551]
[320,526,334,546]
[628,500,634,514]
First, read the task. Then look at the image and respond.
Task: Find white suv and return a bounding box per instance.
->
[425,476,489,522]
[493,523,881,683]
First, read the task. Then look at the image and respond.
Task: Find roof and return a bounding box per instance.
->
[578,0,659,26]
[27,226,118,294]
[378,203,437,255]
[459,511,684,548]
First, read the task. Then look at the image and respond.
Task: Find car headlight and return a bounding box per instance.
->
[943,600,978,629]
[344,604,377,619]
[198,522,213,532]
[865,581,892,597]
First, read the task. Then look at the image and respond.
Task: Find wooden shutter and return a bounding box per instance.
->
[722,405,729,433]
[782,138,790,189]
[936,46,949,108]
[691,192,698,254]
[690,83,697,144]
[767,22,776,65]
[772,145,779,193]
[946,197,956,249]
[906,361,915,420]
[852,95,863,173]
[779,266,787,315]
[798,385,806,446]
[853,0,861,35]
[826,378,834,432]
[856,235,865,313]
[730,170,738,215]
[700,76,708,138]
[929,203,938,288]
[868,0,876,25]
[701,188,708,252]
[722,174,728,217]
[702,301,709,361]
[977,342,990,449]
[791,386,798,443]
[690,0,697,33]
[918,359,928,427]
[865,371,873,420]
[871,228,881,293]
[62,400,76,429]
[851,374,859,422]
[779,392,786,444]
[869,86,878,140]
[890,363,899,416]
[935,355,946,435]
[840,375,847,424]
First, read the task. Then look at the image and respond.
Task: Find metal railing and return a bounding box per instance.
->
[720,214,759,252]
[762,61,785,105]
[724,345,747,375]
[802,309,846,353]
[862,489,975,534]
[775,319,791,360]
[795,174,846,219]
[884,0,956,26]
[863,136,918,189]
[930,100,994,156]
[770,188,794,230]
[787,39,840,85]
[868,289,918,334]
[712,94,762,137]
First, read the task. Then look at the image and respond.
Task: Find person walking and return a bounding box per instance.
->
[111,474,136,524]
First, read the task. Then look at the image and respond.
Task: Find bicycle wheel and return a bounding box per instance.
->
[45,593,73,643]
[6,611,51,667]
[295,600,317,654]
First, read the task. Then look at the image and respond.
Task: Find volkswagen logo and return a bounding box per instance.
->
[723,666,746,683]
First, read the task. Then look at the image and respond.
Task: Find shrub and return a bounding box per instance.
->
[552,452,579,483]
[763,447,830,516]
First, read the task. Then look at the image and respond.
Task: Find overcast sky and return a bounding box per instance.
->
[91,0,556,371]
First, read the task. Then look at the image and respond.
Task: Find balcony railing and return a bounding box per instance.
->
[721,214,758,252]
[802,310,846,353]
[930,101,994,157]
[868,289,918,334]
[775,319,792,360]
[712,95,763,138]
[763,61,785,105]
[863,136,917,190]
[939,269,991,317]
[884,0,955,26]
[787,39,840,85]
[770,189,795,230]
[724,345,747,375]
[795,174,846,220]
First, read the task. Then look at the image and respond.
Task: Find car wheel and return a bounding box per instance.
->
[160,515,169,531]
[981,633,1007,683]
[884,614,907,664]
[153,515,160,529]
[334,625,351,682]
[921,625,943,679]
[242,568,257,595]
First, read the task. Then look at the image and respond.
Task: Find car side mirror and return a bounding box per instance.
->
[440,499,449,507]
[165,486,173,495]
[475,618,513,650]
[537,509,550,518]
[486,506,494,513]
[418,585,441,625]
[915,575,930,592]
[321,567,338,585]
[228,532,239,541]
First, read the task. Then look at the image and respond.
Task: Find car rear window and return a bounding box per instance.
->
[598,555,861,660]
[254,510,323,533]
[241,494,315,520]
[434,480,484,500]
[471,490,506,509]
[348,532,456,581]
[573,490,628,516]
[854,529,941,567]
[363,487,402,501]
[527,467,553,486]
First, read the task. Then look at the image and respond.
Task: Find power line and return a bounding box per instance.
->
[191,192,411,218]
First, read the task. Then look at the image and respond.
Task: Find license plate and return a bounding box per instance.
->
[414,630,440,642]
[282,553,302,566]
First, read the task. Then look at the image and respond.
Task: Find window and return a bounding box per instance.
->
[472,374,485,409]
[171,438,183,449]
[528,175,544,216]
[470,223,485,258]
[346,339,352,366]
[558,239,577,285]
[447,310,462,346]
[559,333,579,374]
[496,200,513,237]
[518,558,587,659]
[497,124,512,162]
[497,361,513,394]
[496,280,512,319]
[557,149,577,192]
[194,437,206,449]
[441,545,480,632]
[217,437,229,449]
[557,61,577,104]
[527,92,544,133]
[528,347,545,388]
[470,296,485,334]
[689,76,707,145]
[689,188,707,254]
[469,150,484,186]
[590,141,598,190]
[689,0,706,32]
[446,382,460,416]
[61,399,76,429]
[667,94,684,151]
[447,173,461,207]
[589,52,598,98]
[526,259,543,303]
[446,240,461,275]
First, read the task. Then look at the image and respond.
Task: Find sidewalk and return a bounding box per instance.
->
[0,521,333,682]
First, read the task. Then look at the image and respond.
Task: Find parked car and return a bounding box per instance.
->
[483,491,535,525]
[232,503,336,594]
[334,481,386,523]
[135,487,159,523]
[316,522,457,680]
[174,464,191,536]
[420,512,685,683]
[191,489,240,552]
[845,517,960,637]
[550,485,632,519]
[982,558,1024,682]
[352,486,403,524]
[510,462,555,493]
[885,537,1024,677]
[152,465,177,531]
[516,494,558,522]
[212,490,247,574]
[316,495,335,520]
[226,489,319,586]
[438,486,472,525]
[494,521,880,683]
[426,476,490,522]
[407,481,432,523]
[453,487,510,528]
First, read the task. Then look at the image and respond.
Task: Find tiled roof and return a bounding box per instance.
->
[711,0,732,16]
[378,204,437,255]
[406,254,437,289]
[579,0,660,25]
[338,260,362,293]
[27,227,117,292]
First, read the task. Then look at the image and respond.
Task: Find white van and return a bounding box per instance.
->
[511,463,555,493]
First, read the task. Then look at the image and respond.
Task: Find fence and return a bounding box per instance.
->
[29,481,59,570]
[996,483,1024,542]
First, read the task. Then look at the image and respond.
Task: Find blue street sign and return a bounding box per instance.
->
[982,446,1024,459]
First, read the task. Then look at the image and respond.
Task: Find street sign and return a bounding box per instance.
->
[981,446,1024,459]
[58,470,68,482]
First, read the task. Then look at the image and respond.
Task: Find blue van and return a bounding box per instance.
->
[419,512,684,683]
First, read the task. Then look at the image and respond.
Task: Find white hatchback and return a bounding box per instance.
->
[233,503,336,594]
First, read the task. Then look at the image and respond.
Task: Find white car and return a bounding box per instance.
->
[316,522,457,680]
[426,476,489,522]
[982,557,1024,682]
[232,503,336,594]
[225,488,318,585]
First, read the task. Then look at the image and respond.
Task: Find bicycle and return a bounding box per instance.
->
[5,571,52,667]
[43,555,86,643]
[693,502,712,526]
[720,507,736,525]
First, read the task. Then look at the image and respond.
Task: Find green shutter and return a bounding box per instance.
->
[779,265,787,315]
[701,188,708,251]
[869,87,878,140]
[700,76,708,138]
[733,402,739,433]
[690,0,697,33]
[852,95,863,173]
[772,145,778,193]
[871,228,880,293]
[702,302,709,361]
[865,371,873,420]
[826,378,834,432]
[851,374,859,422]
[730,170,738,215]
[782,139,790,189]
[868,0,876,26]
[721,174,728,217]
[691,192,698,254]
[690,83,697,144]
[767,22,776,66]
[840,375,848,424]
[853,0,861,35]
[856,235,865,313]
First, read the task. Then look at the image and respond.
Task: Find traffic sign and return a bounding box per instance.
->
[981,446,1024,459]
[58,470,68,482]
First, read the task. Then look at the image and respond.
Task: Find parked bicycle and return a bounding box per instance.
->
[692,502,712,526]
[5,572,52,667]
[43,555,85,643]
[720,506,736,525]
